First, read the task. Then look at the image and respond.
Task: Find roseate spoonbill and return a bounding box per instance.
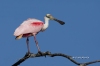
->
[14,14,65,53]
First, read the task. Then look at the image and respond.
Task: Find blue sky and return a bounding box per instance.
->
[0,0,100,66]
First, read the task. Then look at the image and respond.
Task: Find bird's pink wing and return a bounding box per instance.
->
[14,18,44,36]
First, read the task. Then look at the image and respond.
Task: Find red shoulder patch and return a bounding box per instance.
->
[31,22,43,26]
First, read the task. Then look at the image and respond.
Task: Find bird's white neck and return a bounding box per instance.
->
[42,17,49,31]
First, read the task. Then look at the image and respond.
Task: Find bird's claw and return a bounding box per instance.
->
[38,51,46,58]
[25,52,32,57]
[38,51,43,55]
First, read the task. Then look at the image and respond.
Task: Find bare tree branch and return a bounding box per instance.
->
[12,52,31,66]
[12,51,100,66]
[85,60,100,65]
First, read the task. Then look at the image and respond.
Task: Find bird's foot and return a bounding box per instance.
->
[38,51,46,58]
[25,52,31,56]
[26,51,32,55]
[38,51,43,55]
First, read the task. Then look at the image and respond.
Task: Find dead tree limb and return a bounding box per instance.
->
[12,51,100,66]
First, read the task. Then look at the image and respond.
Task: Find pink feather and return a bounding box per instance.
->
[14,18,44,36]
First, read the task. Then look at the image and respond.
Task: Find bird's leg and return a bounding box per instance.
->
[33,35,40,52]
[26,37,30,54]
[33,35,43,55]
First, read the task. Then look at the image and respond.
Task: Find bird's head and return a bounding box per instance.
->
[46,14,55,20]
[45,14,65,25]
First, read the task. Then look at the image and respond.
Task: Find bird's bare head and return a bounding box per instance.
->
[45,14,65,25]
[46,14,54,20]
[46,14,61,21]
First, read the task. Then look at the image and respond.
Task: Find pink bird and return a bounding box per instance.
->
[14,14,65,54]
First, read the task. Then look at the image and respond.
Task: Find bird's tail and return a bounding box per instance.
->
[15,34,23,40]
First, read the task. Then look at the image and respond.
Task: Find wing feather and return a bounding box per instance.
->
[14,18,44,36]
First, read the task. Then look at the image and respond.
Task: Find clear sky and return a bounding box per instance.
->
[0,0,100,66]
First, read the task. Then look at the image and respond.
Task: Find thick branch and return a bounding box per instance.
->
[12,53,31,66]
[12,51,100,66]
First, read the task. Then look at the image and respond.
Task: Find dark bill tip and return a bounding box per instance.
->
[54,18,65,25]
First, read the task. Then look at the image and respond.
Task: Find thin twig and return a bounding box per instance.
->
[85,60,100,65]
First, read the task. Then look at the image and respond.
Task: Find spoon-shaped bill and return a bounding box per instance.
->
[54,18,65,25]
